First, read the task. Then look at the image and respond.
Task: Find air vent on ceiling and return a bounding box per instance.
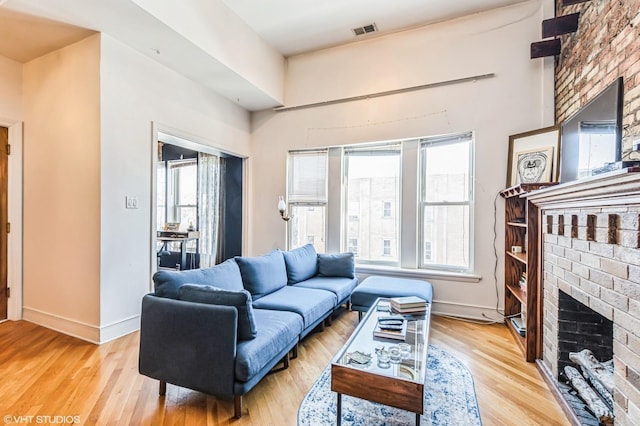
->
[352,23,377,37]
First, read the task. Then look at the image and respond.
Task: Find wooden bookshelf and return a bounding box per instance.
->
[500,183,556,362]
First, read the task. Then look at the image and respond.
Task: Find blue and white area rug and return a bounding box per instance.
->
[298,345,482,426]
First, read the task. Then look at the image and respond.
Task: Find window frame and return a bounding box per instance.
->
[286,149,329,252]
[285,132,476,277]
[166,158,198,227]
[418,133,475,273]
[343,143,401,267]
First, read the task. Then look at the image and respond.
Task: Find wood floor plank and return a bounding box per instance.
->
[0,310,569,425]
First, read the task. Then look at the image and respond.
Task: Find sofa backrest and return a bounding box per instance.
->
[317,252,355,278]
[282,243,318,285]
[153,258,244,299]
[235,249,288,300]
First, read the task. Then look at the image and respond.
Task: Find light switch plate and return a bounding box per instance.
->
[126,196,138,209]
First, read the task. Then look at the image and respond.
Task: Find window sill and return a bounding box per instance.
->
[355,264,482,283]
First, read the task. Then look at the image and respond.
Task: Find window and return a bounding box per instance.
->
[383,201,392,217]
[383,239,391,256]
[348,238,359,256]
[287,150,328,252]
[420,133,473,272]
[424,241,433,261]
[344,144,400,265]
[166,159,198,232]
[286,132,475,275]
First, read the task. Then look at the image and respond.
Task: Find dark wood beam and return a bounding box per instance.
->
[531,39,561,59]
[542,13,580,38]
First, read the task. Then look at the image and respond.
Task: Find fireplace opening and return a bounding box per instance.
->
[557,290,614,425]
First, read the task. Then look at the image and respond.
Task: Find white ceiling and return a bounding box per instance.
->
[0,7,94,63]
[221,0,530,56]
[0,0,531,109]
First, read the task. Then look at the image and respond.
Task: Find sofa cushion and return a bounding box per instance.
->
[282,244,318,285]
[235,309,303,382]
[178,284,257,341]
[292,276,358,304]
[317,252,355,279]
[350,276,434,313]
[153,258,243,299]
[235,250,288,300]
[252,286,336,329]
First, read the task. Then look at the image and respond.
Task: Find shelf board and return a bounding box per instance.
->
[507,221,527,228]
[506,251,527,264]
[506,283,526,304]
[506,319,526,355]
[500,183,557,198]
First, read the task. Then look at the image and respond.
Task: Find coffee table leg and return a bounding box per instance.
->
[415,412,420,425]
[337,393,342,426]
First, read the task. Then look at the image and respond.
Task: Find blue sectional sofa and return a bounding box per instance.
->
[138,244,357,418]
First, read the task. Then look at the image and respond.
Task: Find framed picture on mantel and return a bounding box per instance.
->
[506,126,560,188]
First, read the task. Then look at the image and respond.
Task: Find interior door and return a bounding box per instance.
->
[0,126,7,320]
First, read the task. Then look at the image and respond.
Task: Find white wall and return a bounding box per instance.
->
[22,35,102,339]
[0,55,22,120]
[249,1,553,319]
[19,33,251,343]
[99,34,251,342]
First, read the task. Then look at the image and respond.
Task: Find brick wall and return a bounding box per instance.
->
[542,206,640,425]
[555,0,640,152]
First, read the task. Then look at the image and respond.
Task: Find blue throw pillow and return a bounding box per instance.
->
[153,258,244,299]
[282,244,318,285]
[235,250,288,300]
[178,284,257,341]
[317,252,355,278]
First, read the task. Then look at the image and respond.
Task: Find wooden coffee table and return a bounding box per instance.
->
[331,298,431,425]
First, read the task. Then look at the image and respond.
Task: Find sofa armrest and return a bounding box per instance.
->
[139,293,238,399]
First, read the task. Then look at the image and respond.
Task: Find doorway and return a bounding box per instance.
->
[1,126,8,320]
[154,132,244,272]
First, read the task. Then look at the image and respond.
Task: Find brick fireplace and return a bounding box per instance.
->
[527,169,640,426]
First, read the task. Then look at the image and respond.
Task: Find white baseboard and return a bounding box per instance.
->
[100,315,140,343]
[23,307,141,344]
[431,299,504,322]
[23,307,101,344]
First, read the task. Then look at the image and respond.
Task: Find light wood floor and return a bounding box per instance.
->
[0,310,570,425]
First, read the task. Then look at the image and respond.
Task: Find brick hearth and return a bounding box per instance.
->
[528,170,640,426]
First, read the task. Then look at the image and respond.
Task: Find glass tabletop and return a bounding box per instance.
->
[333,298,431,384]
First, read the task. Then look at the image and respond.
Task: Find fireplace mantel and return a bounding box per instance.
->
[528,167,640,426]
[527,167,640,209]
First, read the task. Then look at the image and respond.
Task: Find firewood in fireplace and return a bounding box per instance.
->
[564,366,613,425]
[569,349,614,394]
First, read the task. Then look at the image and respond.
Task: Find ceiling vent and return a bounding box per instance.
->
[352,23,377,37]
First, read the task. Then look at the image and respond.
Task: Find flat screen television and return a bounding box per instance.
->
[559,77,623,183]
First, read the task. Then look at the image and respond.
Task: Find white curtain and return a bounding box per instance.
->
[198,152,220,268]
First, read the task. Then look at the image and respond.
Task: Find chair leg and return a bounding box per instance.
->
[234,395,242,418]
[326,314,333,326]
[159,381,166,396]
[358,311,363,321]
[292,343,299,359]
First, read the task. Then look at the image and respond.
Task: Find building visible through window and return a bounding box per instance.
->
[286,132,474,273]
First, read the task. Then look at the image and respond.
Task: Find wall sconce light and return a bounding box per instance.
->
[278,196,291,221]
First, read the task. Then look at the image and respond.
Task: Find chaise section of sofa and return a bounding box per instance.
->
[138,245,357,418]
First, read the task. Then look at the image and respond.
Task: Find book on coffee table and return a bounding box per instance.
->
[373,316,408,341]
[390,296,427,314]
